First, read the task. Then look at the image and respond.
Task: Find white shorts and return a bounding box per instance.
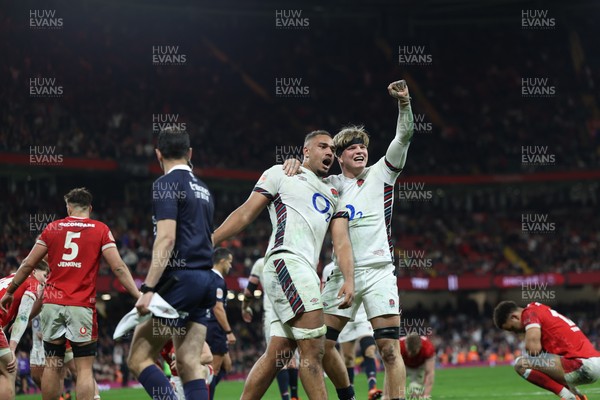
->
[323,263,400,320]
[565,357,600,386]
[40,303,97,342]
[30,345,45,366]
[338,319,373,343]
[263,253,322,324]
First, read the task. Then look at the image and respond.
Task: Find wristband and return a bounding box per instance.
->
[140,283,156,293]
[246,281,258,294]
[225,330,232,334]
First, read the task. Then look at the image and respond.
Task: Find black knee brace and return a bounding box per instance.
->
[373,327,400,340]
[359,336,376,356]
[44,341,66,359]
[326,326,341,342]
[71,341,97,358]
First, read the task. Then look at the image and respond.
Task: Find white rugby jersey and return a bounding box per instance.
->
[249,257,274,320]
[328,157,401,269]
[254,165,347,269]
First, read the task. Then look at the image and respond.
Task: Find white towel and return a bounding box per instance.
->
[113,293,179,340]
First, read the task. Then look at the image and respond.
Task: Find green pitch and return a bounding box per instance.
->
[16,365,600,399]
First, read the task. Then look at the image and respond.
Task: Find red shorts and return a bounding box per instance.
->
[561,357,584,374]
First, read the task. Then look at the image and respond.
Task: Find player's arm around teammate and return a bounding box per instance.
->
[216,131,353,399]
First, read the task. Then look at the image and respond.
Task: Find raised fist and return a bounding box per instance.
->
[387,79,411,107]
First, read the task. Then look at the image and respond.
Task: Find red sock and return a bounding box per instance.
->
[523,369,564,395]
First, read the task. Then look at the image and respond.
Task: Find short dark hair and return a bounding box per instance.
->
[157,127,190,160]
[493,301,519,329]
[304,130,331,146]
[64,187,92,208]
[212,247,232,265]
[35,259,49,272]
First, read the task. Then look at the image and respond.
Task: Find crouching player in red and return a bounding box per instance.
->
[494,301,600,400]
[399,333,435,399]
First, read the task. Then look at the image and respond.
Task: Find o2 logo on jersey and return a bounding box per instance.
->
[312,193,332,222]
[345,204,363,221]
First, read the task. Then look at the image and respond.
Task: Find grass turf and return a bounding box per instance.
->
[16,365,600,399]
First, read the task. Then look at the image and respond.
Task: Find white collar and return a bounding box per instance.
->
[166,164,192,174]
[211,269,224,279]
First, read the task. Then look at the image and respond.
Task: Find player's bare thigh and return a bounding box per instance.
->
[0,352,16,399]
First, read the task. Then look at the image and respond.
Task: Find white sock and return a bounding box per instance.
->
[558,387,576,400]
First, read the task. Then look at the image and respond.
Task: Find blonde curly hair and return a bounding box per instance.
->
[333,125,370,156]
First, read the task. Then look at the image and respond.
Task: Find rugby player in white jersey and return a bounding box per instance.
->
[214,130,355,400]
[284,80,414,400]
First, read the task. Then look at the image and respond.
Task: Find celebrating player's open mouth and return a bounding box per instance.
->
[352,154,366,167]
[322,155,333,170]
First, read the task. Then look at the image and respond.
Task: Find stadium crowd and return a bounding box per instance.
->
[1,8,600,175]
[1,180,599,281]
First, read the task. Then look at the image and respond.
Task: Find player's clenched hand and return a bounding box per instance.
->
[282,158,302,177]
[387,79,411,107]
[226,332,237,345]
[7,351,16,373]
[337,281,354,309]
[0,293,14,314]
[135,292,154,316]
